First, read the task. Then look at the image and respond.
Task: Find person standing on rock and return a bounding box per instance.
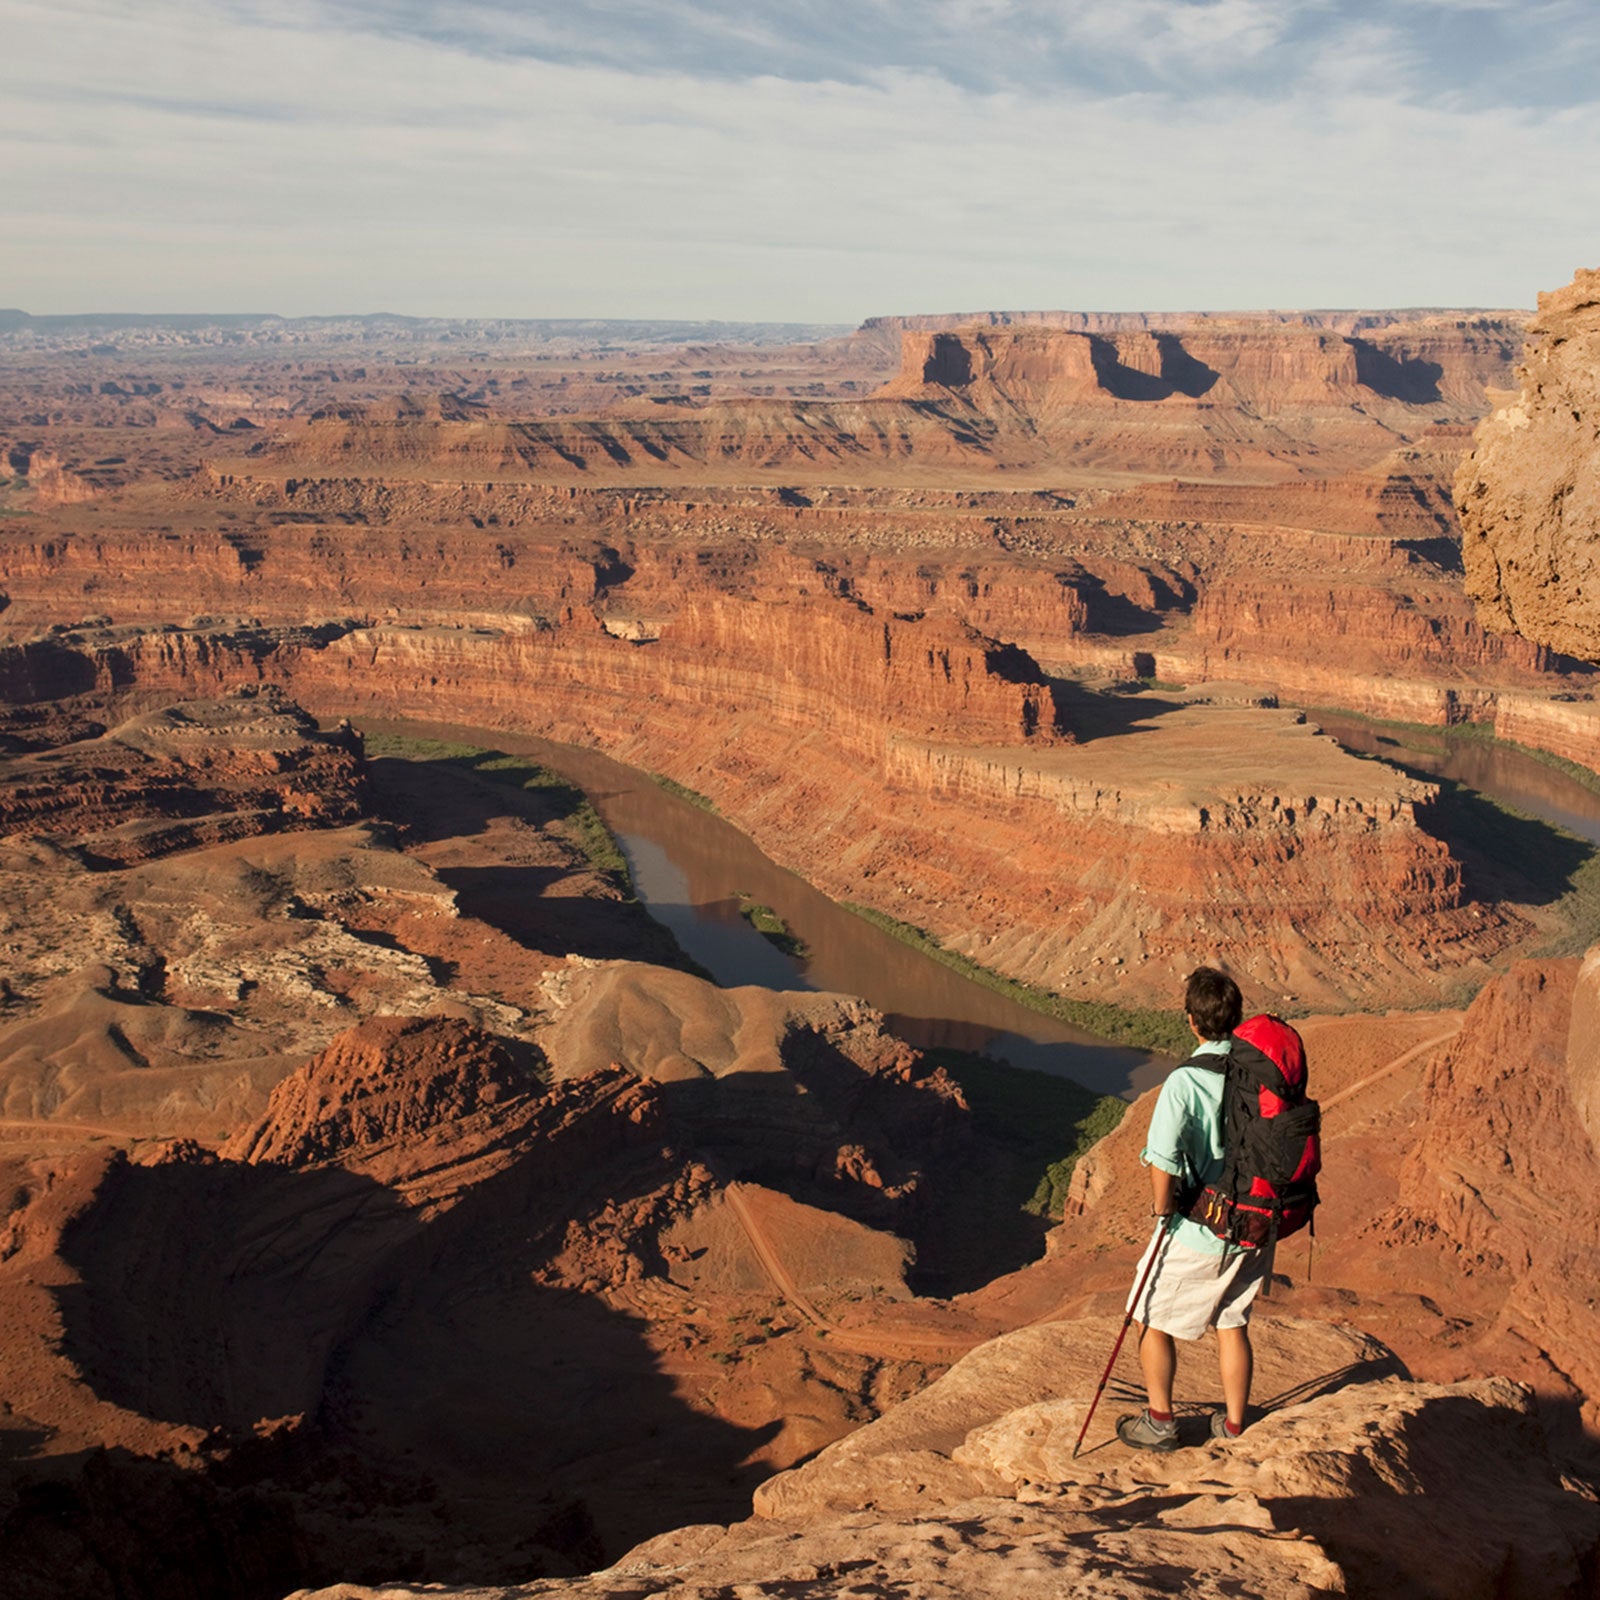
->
[1117,965,1265,1450]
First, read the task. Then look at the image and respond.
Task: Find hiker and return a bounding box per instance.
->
[1116,965,1264,1450]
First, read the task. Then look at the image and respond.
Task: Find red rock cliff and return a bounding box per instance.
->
[1459,267,1600,660]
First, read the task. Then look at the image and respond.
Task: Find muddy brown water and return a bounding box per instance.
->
[1312,715,1600,844]
[371,721,1165,1098]
[366,715,1600,1101]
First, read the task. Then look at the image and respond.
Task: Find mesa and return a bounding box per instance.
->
[1,297,1598,1598]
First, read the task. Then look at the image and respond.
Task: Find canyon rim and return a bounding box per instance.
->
[0,282,1598,1598]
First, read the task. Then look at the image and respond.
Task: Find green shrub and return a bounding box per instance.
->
[840,902,1191,1055]
[364,734,631,887]
[650,772,719,813]
[738,898,809,960]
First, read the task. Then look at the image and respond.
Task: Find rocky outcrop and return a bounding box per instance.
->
[282,1316,1599,1600]
[1491,692,1600,771]
[0,689,366,865]
[222,1014,533,1168]
[1385,958,1600,1431]
[0,997,977,1593]
[1459,267,1600,658]
[535,960,967,1234]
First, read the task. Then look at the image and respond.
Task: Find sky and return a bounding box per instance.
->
[5,0,1599,322]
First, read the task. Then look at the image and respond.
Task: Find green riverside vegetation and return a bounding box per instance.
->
[921,1047,1128,1222]
[840,902,1192,1056]
[737,897,809,960]
[650,772,720,813]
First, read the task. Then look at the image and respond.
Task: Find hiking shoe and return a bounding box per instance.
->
[1210,1409,1245,1441]
[1116,1410,1179,1452]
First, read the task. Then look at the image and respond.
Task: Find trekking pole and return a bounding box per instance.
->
[1072,1214,1174,1460]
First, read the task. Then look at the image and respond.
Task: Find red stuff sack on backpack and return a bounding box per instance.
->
[1184,1014,1321,1249]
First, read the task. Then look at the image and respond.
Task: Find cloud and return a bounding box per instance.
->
[4,0,1598,318]
[206,0,1599,108]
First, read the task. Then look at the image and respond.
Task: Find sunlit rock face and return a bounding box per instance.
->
[1456,266,1600,1148]
[1458,267,1600,660]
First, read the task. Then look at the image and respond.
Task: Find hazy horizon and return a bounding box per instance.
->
[0,300,1535,329]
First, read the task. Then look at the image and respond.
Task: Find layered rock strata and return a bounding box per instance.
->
[0,689,365,865]
[879,318,1518,418]
[0,613,1511,1011]
[1,309,1592,1015]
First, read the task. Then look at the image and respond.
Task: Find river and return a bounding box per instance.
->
[372,721,1165,1098]
[370,714,1600,1104]
[1311,715,1600,845]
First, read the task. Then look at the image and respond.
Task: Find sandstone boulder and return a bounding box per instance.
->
[1458,266,1600,659]
[282,1316,1599,1600]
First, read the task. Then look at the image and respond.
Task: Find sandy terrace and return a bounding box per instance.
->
[898,702,1431,830]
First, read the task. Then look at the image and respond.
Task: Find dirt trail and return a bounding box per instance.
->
[0,1117,133,1141]
[1320,1024,1461,1118]
[722,1182,831,1329]
[722,1180,982,1363]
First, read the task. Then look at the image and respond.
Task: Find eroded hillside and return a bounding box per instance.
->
[3,303,1600,1597]
[3,307,1597,1011]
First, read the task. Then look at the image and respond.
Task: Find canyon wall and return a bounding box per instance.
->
[0,607,1515,1013]
[878,319,1518,415]
[1,310,1592,1011]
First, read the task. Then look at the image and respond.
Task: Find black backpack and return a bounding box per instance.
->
[1182,1013,1321,1250]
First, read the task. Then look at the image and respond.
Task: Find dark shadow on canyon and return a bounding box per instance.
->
[1350,341,1444,405]
[1396,536,1465,575]
[1048,676,1187,742]
[1090,334,1220,402]
[435,861,637,958]
[48,1146,779,1593]
[367,751,695,968]
[1409,772,1595,910]
[0,1443,305,1600]
[0,1421,51,1465]
[367,750,583,848]
[1073,575,1177,637]
[653,1038,1106,1298]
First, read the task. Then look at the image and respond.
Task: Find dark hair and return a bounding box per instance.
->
[1185,966,1242,1039]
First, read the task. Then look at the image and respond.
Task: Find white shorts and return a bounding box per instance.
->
[1125,1230,1268,1341]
